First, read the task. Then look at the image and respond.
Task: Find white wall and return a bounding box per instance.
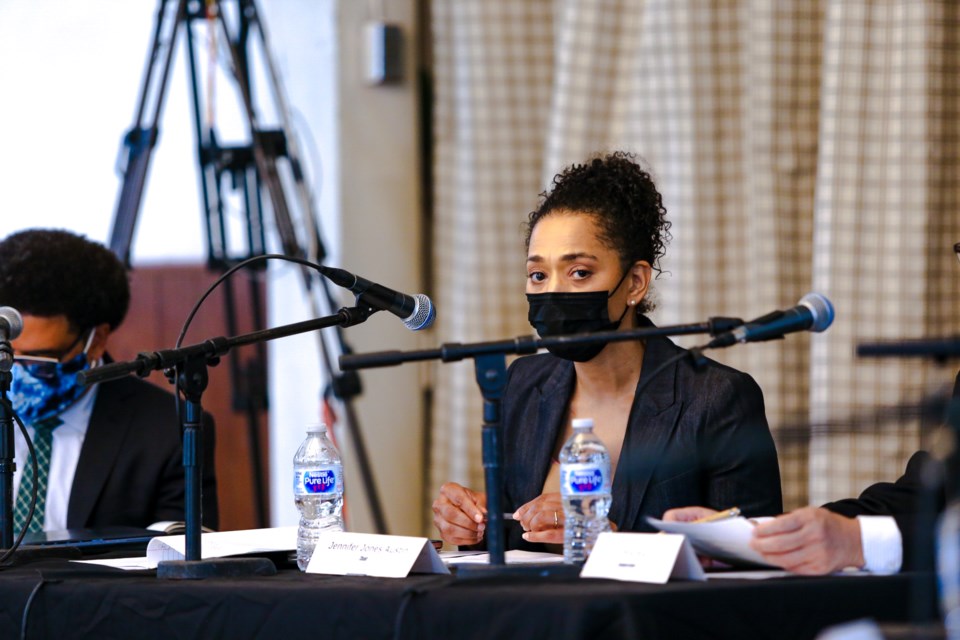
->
[0,0,426,536]
[264,0,426,536]
[0,1,207,260]
[334,0,427,536]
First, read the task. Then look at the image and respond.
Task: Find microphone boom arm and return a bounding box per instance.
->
[339,317,744,370]
[80,306,375,387]
[339,315,745,569]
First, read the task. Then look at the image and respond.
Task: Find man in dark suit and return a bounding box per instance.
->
[665,373,955,574]
[0,229,218,532]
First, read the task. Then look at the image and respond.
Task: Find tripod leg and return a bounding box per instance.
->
[216,1,390,534]
[110,0,189,265]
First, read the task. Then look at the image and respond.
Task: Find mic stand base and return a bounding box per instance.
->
[454,561,582,580]
[157,557,277,580]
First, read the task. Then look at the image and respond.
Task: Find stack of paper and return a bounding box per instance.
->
[76,526,297,570]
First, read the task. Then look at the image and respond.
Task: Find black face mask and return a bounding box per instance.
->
[526,274,630,362]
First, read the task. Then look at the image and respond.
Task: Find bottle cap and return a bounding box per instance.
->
[571,418,594,430]
[306,423,328,434]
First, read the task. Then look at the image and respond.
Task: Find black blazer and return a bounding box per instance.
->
[824,451,944,571]
[821,371,957,571]
[66,375,219,530]
[500,331,783,551]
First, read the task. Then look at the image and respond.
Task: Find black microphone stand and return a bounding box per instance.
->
[858,336,960,360]
[0,368,13,550]
[339,317,742,575]
[78,305,375,579]
[0,347,87,565]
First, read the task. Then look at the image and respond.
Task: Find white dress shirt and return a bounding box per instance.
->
[13,385,98,531]
[857,515,902,574]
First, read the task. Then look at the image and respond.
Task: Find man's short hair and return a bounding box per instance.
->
[0,229,130,331]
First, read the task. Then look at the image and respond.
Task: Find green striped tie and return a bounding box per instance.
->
[14,416,64,534]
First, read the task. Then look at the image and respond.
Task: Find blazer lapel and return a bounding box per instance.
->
[610,336,683,531]
[67,379,136,528]
[517,360,574,506]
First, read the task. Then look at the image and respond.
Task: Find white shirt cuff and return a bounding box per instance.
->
[857,515,902,574]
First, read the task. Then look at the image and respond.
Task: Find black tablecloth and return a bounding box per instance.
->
[0,560,937,640]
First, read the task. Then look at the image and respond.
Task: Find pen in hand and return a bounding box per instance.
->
[691,507,741,524]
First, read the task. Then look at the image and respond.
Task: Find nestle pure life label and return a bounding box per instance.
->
[295,465,343,496]
[561,462,611,496]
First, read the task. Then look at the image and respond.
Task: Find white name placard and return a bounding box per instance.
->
[580,532,705,583]
[306,532,449,578]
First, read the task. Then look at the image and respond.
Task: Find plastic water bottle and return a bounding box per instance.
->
[294,423,344,571]
[560,417,611,564]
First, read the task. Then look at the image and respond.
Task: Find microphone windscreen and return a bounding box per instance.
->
[0,306,23,339]
[404,294,436,331]
[800,293,834,332]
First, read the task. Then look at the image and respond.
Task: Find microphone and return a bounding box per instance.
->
[0,307,22,341]
[707,293,834,348]
[0,306,24,371]
[319,266,435,331]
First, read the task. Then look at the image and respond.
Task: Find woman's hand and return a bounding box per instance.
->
[514,492,565,544]
[432,483,487,546]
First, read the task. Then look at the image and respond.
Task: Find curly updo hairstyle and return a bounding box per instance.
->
[524,151,671,314]
[0,229,130,332]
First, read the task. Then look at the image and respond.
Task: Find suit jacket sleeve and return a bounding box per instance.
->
[823,451,944,571]
[818,373,956,571]
[696,369,783,519]
[612,358,783,532]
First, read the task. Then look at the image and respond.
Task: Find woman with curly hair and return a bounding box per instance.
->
[432,152,782,551]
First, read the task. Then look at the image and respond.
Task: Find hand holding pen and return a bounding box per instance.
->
[431,482,488,546]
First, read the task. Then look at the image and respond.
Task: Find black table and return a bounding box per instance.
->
[0,560,938,640]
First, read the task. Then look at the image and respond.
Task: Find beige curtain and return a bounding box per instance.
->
[430,0,960,517]
[430,1,555,498]
[807,1,960,503]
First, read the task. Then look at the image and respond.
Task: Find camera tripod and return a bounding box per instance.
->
[108,0,388,534]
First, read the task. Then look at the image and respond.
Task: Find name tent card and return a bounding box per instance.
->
[306,532,449,577]
[580,532,705,583]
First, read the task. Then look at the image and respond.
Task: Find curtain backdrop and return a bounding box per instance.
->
[430,0,960,519]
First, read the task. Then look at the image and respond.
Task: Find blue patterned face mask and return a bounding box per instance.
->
[11,331,94,424]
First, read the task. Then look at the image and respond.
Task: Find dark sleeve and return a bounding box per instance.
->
[700,370,783,518]
[824,451,944,571]
[824,451,936,519]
